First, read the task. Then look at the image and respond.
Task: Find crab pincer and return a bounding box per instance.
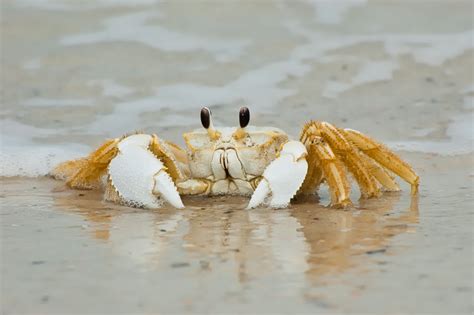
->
[247,141,308,209]
[107,134,184,209]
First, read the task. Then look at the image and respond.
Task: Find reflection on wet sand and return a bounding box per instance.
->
[53,186,183,267]
[292,194,419,280]
[53,180,419,283]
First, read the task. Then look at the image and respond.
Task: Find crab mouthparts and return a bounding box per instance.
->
[211,148,246,180]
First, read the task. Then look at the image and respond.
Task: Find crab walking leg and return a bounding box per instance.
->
[108,134,184,209]
[358,153,400,192]
[304,122,381,198]
[149,134,190,182]
[342,128,419,195]
[176,179,211,195]
[50,138,120,189]
[300,135,352,208]
[247,141,308,209]
[298,140,324,195]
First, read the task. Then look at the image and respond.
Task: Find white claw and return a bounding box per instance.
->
[247,141,308,209]
[108,134,184,209]
[153,171,184,209]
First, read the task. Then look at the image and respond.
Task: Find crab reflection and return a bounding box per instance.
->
[181,193,418,282]
[53,188,183,267]
[53,187,419,281]
[291,193,419,280]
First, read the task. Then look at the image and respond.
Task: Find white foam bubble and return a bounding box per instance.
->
[0,144,89,177]
[0,119,89,177]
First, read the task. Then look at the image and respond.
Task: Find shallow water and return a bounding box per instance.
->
[1,0,473,314]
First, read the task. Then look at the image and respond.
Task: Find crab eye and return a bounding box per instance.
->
[201,107,211,129]
[239,107,250,128]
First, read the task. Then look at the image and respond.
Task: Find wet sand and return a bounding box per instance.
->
[1,0,473,314]
[2,153,473,314]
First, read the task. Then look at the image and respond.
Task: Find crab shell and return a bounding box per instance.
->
[182,126,290,195]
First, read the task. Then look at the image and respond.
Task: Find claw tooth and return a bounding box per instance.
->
[153,171,184,209]
[108,175,121,197]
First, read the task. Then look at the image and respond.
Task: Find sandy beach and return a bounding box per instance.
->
[1,0,473,314]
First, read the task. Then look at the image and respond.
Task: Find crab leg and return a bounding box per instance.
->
[342,128,419,194]
[300,135,352,208]
[149,135,190,182]
[298,145,324,196]
[303,122,381,198]
[247,141,308,209]
[50,138,120,189]
[177,179,211,195]
[358,153,400,192]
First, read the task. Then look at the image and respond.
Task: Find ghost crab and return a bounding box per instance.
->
[51,107,419,209]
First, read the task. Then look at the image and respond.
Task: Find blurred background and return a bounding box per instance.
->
[1,0,473,314]
[1,0,472,176]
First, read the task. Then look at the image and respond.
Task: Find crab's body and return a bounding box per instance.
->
[182,126,289,196]
[51,107,419,209]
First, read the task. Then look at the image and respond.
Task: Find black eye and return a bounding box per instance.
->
[201,107,211,129]
[239,107,250,128]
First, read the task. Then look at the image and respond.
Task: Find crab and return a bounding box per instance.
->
[51,107,419,209]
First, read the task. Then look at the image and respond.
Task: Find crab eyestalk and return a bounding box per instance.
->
[233,106,250,140]
[200,107,220,140]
